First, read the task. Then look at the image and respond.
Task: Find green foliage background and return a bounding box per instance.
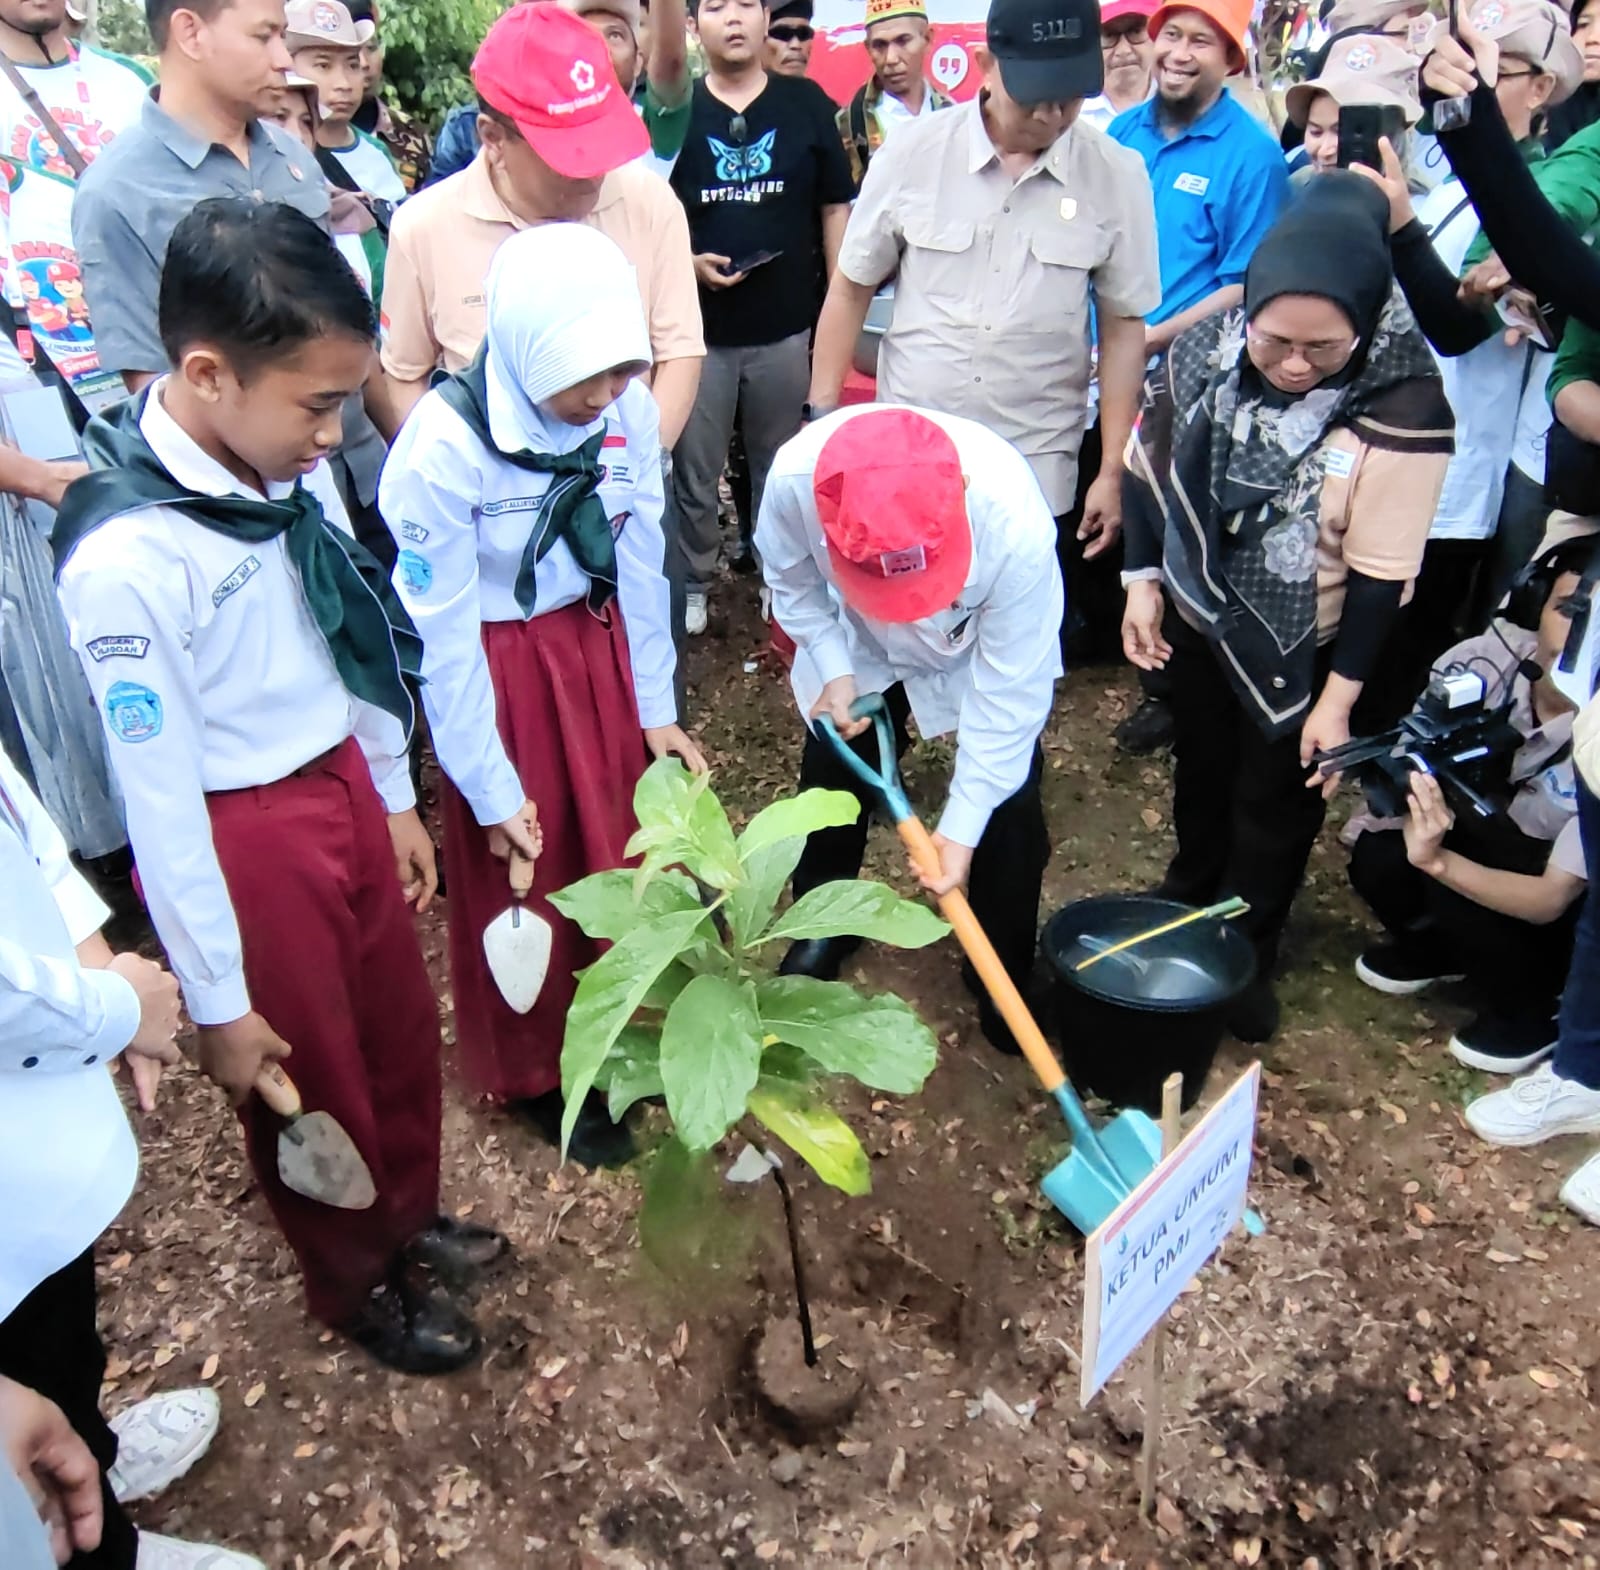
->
[88,0,502,126]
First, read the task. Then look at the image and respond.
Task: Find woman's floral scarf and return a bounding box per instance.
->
[1125,293,1454,738]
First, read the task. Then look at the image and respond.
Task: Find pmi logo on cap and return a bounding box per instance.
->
[878,545,929,578]
[311,1,342,31]
[1343,40,1377,69]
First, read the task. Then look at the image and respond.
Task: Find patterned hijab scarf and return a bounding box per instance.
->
[1126,174,1454,736]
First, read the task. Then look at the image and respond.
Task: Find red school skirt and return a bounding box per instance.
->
[438,599,647,1102]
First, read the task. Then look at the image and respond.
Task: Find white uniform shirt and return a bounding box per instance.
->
[379,377,677,827]
[757,405,1064,848]
[0,749,139,1319]
[56,387,414,1025]
[1416,178,1553,542]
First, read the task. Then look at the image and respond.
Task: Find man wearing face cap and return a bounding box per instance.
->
[756,406,1064,1056]
[808,0,1159,650]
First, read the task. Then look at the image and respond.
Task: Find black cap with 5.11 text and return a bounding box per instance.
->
[985,0,1104,105]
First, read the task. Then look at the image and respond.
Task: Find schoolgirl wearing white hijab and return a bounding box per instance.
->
[381,223,703,1167]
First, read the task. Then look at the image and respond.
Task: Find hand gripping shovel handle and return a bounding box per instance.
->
[254,1060,301,1119]
[815,700,1106,1158]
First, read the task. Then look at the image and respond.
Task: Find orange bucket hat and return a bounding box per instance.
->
[1146,0,1253,71]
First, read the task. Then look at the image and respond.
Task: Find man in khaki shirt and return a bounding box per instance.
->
[808,0,1159,558]
[378,3,704,447]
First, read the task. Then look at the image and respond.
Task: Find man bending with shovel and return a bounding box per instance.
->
[756,406,1064,1053]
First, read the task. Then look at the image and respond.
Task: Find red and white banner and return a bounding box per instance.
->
[806,0,989,106]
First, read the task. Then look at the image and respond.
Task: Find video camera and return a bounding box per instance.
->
[1312,670,1524,820]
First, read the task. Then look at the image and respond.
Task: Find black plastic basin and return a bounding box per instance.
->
[1040,895,1257,1114]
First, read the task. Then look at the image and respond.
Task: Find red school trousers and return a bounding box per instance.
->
[204,738,442,1325]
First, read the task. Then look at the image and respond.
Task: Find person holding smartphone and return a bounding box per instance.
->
[669,0,854,637]
[1284,33,1423,180]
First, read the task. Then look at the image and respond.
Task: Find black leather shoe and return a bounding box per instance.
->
[1227,980,1280,1044]
[778,936,862,981]
[515,1089,636,1170]
[338,1275,482,1375]
[406,1214,511,1285]
[960,960,1026,1057]
[1114,698,1176,755]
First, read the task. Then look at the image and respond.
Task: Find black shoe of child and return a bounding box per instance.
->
[339,1275,482,1375]
[406,1214,511,1285]
[1448,1011,1559,1075]
[516,1089,637,1170]
[1354,939,1465,997]
[729,543,759,575]
[1113,697,1176,756]
[1226,979,1280,1044]
[777,936,862,981]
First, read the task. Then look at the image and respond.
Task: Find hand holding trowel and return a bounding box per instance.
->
[483,799,552,1013]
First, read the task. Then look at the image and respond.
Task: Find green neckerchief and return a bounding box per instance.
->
[52,388,421,735]
[434,345,619,616]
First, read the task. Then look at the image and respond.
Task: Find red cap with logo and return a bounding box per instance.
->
[472,2,647,181]
[813,410,972,624]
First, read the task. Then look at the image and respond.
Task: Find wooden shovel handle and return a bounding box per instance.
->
[895,815,1067,1095]
[254,1061,303,1118]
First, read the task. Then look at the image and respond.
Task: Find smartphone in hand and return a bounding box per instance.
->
[1337,103,1408,171]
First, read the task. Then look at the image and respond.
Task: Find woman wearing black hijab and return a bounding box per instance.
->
[1547,0,1600,149]
[1121,175,1455,1041]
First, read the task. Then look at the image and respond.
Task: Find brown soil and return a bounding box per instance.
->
[751,1310,866,1436]
[101,589,1599,1569]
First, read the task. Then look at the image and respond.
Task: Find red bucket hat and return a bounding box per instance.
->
[472,3,647,181]
[813,410,972,625]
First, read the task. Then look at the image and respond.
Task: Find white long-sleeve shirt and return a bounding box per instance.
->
[0,748,139,1319]
[56,386,413,1026]
[379,378,676,826]
[756,406,1064,848]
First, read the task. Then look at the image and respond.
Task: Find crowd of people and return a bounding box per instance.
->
[2,0,1600,1560]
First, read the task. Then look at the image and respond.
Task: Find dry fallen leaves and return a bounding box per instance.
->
[1528,1368,1562,1390]
[200,1354,219,1381]
[243,1382,266,1409]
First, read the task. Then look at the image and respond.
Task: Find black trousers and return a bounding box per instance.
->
[1161,615,1331,976]
[791,685,1050,1044]
[1054,423,1125,665]
[0,1252,137,1570]
[1350,822,1582,1019]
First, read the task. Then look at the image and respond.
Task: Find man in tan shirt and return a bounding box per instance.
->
[378,3,704,447]
[808,0,1159,561]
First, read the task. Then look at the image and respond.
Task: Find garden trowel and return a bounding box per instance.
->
[817,697,1164,1235]
[253,1063,376,1210]
[482,849,552,1014]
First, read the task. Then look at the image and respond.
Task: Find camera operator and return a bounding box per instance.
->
[1350,535,1591,1072]
[1121,175,1453,1043]
[1458,531,1600,1224]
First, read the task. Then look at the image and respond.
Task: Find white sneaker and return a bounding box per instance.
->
[109,1388,220,1503]
[685,590,708,636]
[136,1532,265,1569]
[1463,1062,1600,1148]
[1560,1149,1600,1225]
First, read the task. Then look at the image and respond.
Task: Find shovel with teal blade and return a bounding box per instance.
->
[816,695,1162,1233]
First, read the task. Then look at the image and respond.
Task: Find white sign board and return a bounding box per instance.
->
[1080,1063,1261,1406]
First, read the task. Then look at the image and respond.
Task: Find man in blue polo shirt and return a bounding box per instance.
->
[1110,0,1287,352]
[1109,0,1288,751]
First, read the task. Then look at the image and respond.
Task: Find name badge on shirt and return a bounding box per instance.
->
[212,555,262,607]
[1173,172,1210,196]
[1323,447,1356,479]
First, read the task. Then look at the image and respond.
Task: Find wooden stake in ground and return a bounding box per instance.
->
[1139,1073,1185,1517]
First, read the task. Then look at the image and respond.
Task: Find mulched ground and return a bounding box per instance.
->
[98,586,1599,1569]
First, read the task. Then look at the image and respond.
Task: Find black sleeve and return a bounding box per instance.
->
[1330,570,1406,683]
[1431,81,1600,329]
[1390,218,1495,355]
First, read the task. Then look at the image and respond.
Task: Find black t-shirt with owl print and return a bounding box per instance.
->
[670,73,854,349]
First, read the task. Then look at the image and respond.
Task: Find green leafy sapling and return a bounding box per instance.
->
[552,759,948,1193]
